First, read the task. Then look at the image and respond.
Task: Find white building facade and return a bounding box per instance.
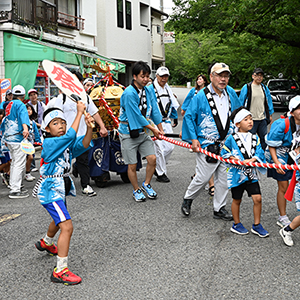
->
[96,0,168,85]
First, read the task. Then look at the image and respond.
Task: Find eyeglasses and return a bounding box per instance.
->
[213,72,230,79]
[253,74,263,77]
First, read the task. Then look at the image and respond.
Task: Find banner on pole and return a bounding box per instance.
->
[163,31,175,44]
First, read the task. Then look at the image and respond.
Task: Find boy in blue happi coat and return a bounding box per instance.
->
[34,102,94,285]
[221,107,269,237]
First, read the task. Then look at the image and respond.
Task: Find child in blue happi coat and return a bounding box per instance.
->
[221,107,269,237]
[24,103,41,181]
[34,102,94,285]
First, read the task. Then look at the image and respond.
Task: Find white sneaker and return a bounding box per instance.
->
[277,216,291,228]
[24,173,35,182]
[279,227,294,246]
[82,185,96,197]
[31,168,38,172]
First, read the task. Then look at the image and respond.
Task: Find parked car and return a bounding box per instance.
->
[266,78,300,110]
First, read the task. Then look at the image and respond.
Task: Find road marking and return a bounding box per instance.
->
[0,213,21,226]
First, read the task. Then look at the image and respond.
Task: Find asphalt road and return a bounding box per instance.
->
[0,88,297,300]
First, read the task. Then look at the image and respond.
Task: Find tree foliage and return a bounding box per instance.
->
[165,0,300,86]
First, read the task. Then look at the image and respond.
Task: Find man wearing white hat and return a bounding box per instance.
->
[2,85,30,198]
[181,63,240,219]
[147,66,179,183]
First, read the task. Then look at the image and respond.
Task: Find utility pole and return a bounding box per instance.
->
[160,0,164,12]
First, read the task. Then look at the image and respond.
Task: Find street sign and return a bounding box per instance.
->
[163,31,175,44]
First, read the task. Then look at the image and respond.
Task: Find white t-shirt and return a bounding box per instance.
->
[47,94,98,136]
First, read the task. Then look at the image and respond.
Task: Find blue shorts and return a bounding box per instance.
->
[42,200,71,226]
[0,152,11,164]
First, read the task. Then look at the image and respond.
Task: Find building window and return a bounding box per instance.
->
[140,3,149,27]
[157,25,161,34]
[125,1,132,30]
[117,0,124,28]
[58,0,76,16]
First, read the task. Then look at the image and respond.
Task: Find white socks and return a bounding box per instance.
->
[43,234,53,246]
[56,256,68,273]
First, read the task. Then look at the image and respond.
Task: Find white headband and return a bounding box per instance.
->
[234,109,252,125]
[83,78,94,85]
[44,108,66,127]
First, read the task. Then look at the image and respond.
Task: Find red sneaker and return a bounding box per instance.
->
[51,267,82,285]
[35,238,58,256]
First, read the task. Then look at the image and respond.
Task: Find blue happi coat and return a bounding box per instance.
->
[265,117,293,164]
[28,120,41,144]
[239,82,274,116]
[221,133,266,189]
[37,128,93,205]
[118,85,162,135]
[181,88,197,112]
[181,85,240,148]
[1,99,30,143]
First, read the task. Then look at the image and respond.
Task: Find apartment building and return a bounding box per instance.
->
[0,0,168,101]
[0,0,125,103]
[96,0,168,85]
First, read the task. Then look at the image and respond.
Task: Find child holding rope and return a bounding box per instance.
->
[279,136,300,246]
[221,107,269,237]
[264,97,300,228]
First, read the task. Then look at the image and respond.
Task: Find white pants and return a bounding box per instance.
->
[184,152,228,212]
[154,122,174,176]
[7,143,27,193]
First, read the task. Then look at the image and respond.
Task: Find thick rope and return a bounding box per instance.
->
[154,135,299,171]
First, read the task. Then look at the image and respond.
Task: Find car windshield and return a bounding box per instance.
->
[268,80,299,91]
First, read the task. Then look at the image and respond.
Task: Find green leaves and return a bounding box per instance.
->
[165,0,300,86]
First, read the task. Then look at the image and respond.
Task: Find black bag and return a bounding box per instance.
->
[129,129,139,139]
[205,143,220,164]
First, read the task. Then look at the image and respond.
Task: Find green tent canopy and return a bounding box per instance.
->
[3,32,126,93]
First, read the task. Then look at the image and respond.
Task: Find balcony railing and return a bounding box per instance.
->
[57,11,84,31]
[0,0,85,33]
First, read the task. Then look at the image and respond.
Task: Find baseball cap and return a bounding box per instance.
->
[253,67,264,75]
[211,63,231,74]
[28,88,38,96]
[5,89,12,96]
[289,95,300,112]
[156,66,170,76]
[12,85,26,96]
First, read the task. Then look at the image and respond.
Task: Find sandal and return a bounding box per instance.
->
[208,186,215,196]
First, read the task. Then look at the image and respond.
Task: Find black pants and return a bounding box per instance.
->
[76,149,90,189]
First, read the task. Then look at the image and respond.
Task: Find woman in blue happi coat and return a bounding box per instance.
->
[181,74,209,116]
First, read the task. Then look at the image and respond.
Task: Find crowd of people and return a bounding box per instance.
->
[1,62,300,286]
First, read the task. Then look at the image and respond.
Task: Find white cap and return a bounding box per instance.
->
[211,63,231,74]
[12,85,26,96]
[156,66,170,76]
[28,88,38,95]
[289,96,300,112]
